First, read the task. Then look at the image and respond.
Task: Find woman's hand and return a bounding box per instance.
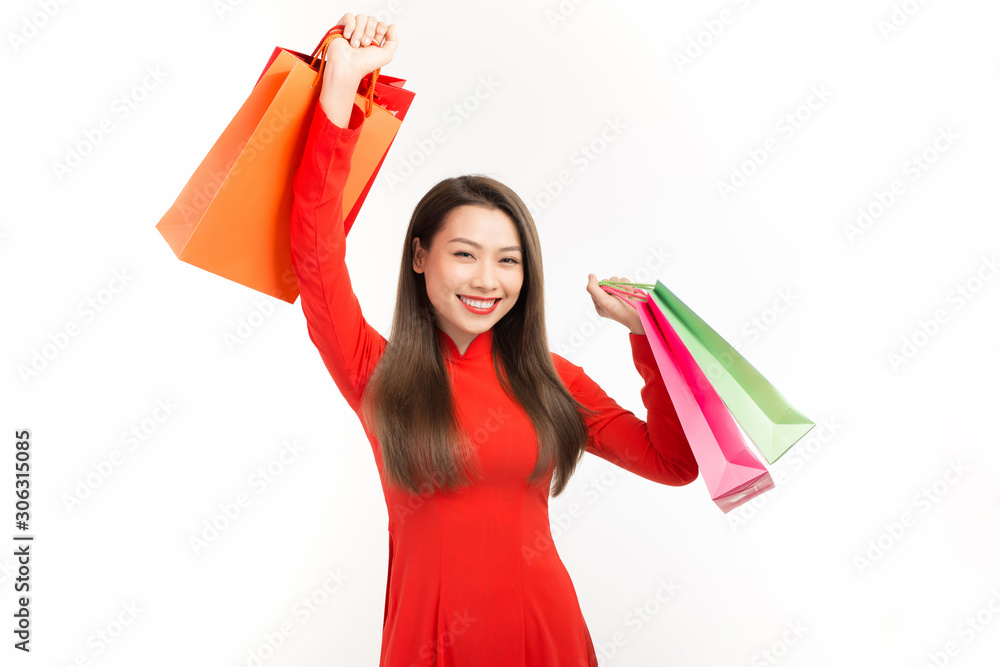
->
[325,12,398,81]
[586,274,645,335]
[318,12,399,126]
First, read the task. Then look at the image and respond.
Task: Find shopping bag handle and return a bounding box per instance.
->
[309,25,381,117]
[597,279,652,311]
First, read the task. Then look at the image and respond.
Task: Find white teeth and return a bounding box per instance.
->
[459,296,497,309]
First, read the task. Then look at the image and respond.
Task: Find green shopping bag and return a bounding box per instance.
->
[600,279,814,464]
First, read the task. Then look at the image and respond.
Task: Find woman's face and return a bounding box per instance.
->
[412,204,524,351]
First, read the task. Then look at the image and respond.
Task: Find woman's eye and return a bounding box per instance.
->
[452,251,518,264]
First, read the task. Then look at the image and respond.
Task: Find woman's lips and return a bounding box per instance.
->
[457,294,500,314]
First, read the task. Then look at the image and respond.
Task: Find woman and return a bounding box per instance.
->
[289,12,699,666]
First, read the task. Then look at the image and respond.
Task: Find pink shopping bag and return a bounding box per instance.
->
[636,295,774,513]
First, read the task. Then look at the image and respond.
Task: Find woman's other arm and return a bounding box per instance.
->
[552,274,699,485]
[554,338,699,486]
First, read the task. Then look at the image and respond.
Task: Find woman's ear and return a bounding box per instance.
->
[411,237,425,273]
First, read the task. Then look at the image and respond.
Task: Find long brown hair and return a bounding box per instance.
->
[359,174,598,498]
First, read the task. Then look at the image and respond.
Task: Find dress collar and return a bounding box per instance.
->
[436,326,493,360]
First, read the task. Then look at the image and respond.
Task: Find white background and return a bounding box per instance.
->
[3,0,999,665]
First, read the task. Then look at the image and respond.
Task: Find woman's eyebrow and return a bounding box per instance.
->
[448,237,522,253]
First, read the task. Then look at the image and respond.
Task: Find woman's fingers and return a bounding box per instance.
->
[345,14,378,48]
[350,14,370,47]
[373,20,388,44]
[587,274,644,334]
[600,275,642,308]
[360,16,379,46]
[336,12,390,47]
[613,276,635,295]
[339,13,356,40]
[324,12,398,75]
[587,274,614,312]
[382,24,399,57]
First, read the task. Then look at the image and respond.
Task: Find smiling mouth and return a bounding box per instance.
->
[457,295,501,313]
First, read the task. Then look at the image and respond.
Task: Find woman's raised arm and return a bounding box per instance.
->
[288,14,398,413]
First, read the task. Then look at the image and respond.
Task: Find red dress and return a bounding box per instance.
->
[289,101,699,666]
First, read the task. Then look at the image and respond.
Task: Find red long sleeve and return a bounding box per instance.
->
[289,101,386,413]
[553,335,700,486]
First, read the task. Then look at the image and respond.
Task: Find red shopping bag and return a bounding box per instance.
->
[256,29,416,236]
[156,26,414,303]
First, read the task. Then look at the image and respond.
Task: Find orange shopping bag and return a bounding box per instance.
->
[156,26,415,303]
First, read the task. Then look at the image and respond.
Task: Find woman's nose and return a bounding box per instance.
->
[470,262,499,291]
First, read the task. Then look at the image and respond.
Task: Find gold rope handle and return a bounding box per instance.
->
[309,26,381,117]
